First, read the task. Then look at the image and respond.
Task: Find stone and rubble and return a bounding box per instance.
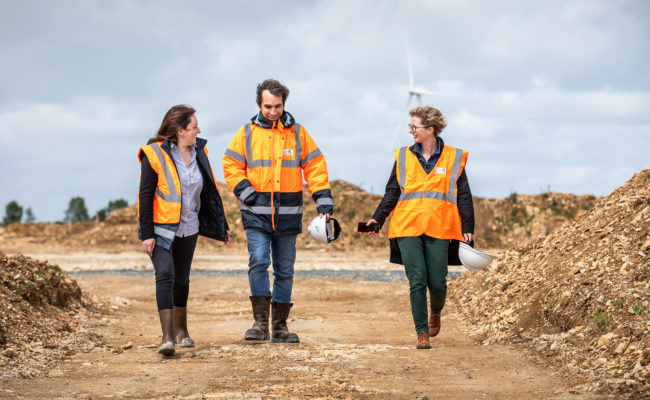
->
[449,167,650,397]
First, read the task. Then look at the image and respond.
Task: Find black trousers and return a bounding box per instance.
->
[150,234,198,311]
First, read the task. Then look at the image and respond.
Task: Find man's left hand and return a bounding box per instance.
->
[463,233,474,243]
[319,213,331,222]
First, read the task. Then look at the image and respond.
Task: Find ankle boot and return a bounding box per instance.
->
[245,296,271,340]
[271,302,300,343]
[428,312,441,337]
[173,307,194,347]
[158,309,175,355]
[416,331,431,349]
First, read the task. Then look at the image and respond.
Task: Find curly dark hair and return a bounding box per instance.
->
[256,79,290,106]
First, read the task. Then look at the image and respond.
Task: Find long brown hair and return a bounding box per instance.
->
[147,105,196,145]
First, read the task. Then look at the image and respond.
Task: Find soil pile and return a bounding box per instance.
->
[0,180,596,252]
[449,167,650,397]
[0,252,105,378]
[473,192,597,248]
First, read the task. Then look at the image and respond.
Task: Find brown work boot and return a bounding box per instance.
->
[245,296,271,341]
[271,302,300,343]
[416,331,431,349]
[158,309,175,356]
[428,312,441,337]
[173,307,194,347]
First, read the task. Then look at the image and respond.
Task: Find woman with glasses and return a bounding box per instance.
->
[364,105,474,349]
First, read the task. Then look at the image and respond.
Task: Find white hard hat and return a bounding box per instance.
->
[307,215,341,244]
[458,242,497,271]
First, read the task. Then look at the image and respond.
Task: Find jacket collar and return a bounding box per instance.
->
[411,136,444,155]
[251,111,295,129]
[161,137,207,151]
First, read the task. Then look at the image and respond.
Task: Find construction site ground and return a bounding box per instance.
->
[1,246,607,400]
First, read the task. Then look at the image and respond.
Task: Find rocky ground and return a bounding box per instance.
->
[449,167,650,398]
[0,252,105,379]
[0,272,603,399]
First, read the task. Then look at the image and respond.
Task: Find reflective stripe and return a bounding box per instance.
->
[281,159,300,167]
[249,159,272,167]
[424,191,451,202]
[315,197,333,207]
[300,148,322,166]
[447,147,464,200]
[238,186,256,202]
[245,123,253,164]
[224,148,246,163]
[245,123,271,167]
[398,191,422,201]
[278,206,303,214]
[241,204,273,214]
[154,225,176,240]
[240,204,303,215]
[150,144,181,203]
[398,190,455,204]
[293,123,302,166]
[397,146,407,191]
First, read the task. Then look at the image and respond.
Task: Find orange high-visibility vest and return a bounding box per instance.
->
[137,142,182,242]
[388,144,468,240]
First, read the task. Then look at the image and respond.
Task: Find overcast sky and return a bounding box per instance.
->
[1,0,648,222]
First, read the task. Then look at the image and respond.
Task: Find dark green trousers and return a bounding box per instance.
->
[397,235,449,334]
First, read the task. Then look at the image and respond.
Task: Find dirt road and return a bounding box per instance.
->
[1,249,605,399]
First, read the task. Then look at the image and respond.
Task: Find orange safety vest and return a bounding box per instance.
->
[388,144,468,240]
[137,142,182,245]
[222,119,331,233]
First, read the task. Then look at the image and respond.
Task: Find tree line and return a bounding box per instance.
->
[2,198,128,226]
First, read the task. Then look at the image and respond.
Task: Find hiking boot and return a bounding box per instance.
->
[245,296,271,341]
[428,312,441,337]
[416,331,431,349]
[271,302,300,343]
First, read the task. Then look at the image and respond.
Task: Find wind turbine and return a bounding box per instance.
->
[389,49,435,150]
[406,49,435,107]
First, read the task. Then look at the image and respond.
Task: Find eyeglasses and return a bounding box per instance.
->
[408,124,427,132]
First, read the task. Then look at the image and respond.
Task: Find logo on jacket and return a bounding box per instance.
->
[434,167,447,174]
[283,149,294,156]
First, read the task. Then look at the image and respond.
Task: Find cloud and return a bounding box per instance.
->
[1,0,649,221]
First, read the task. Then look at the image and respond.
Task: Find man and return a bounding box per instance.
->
[223,79,333,343]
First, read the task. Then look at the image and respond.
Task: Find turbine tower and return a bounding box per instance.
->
[406,49,434,107]
[389,48,435,150]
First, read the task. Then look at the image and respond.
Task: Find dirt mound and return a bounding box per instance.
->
[1,180,596,253]
[474,192,597,249]
[449,167,650,397]
[0,252,105,378]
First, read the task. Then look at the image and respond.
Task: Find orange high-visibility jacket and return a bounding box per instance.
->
[222,116,333,234]
[388,144,468,240]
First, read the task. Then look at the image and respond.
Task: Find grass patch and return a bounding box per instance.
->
[593,310,612,330]
[612,296,626,308]
[633,306,646,315]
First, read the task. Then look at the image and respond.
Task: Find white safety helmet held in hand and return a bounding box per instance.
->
[458,242,497,272]
[307,215,341,244]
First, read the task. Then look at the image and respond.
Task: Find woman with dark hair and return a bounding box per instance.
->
[365,105,474,350]
[138,105,232,356]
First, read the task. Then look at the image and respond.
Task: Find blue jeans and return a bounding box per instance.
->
[245,228,297,303]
